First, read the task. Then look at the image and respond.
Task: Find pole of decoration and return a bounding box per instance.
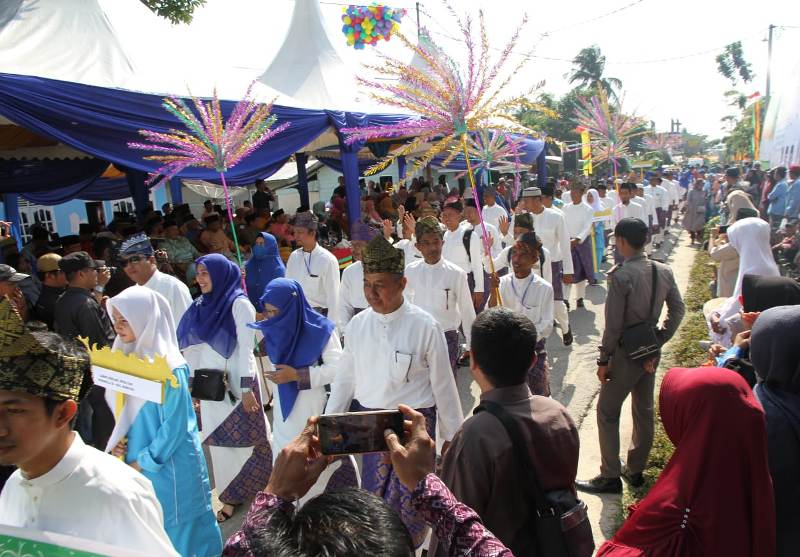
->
[218,173,247,289]
[590,225,598,276]
[461,133,502,305]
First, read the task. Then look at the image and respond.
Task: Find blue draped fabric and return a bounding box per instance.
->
[316,156,376,175]
[1,193,22,251]
[169,180,183,205]
[125,169,149,219]
[398,155,407,180]
[0,73,332,186]
[295,152,310,208]
[0,158,108,194]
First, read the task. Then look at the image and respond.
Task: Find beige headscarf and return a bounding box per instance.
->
[726,190,757,223]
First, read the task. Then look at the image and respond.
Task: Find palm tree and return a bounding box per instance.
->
[568,46,623,100]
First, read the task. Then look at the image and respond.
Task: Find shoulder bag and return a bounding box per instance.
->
[474,400,594,557]
[191,359,235,403]
[620,261,662,361]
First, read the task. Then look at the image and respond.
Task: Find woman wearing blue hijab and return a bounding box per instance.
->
[177,254,272,523]
[249,278,358,497]
[245,232,285,312]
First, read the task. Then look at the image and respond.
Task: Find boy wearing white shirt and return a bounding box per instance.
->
[286,212,340,319]
[561,183,597,308]
[442,201,485,299]
[636,183,658,246]
[485,212,553,284]
[406,216,476,375]
[488,232,554,396]
[0,302,178,556]
[463,196,502,312]
[480,185,509,238]
[612,183,647,264]
[338,222,375,330]
[327,235,463,549]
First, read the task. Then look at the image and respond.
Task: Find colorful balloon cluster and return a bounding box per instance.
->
[341,4,405,50]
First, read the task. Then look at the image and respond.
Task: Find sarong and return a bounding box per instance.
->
[570,238,597,284]
[550,261,564,300]
[354,401,437,549]
[444,330,459,376]
[205,381,273,505]
[656,207,666,230]
[467,271,490,313]
[528,338,550,396]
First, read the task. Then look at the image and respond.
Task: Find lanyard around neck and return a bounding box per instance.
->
[304,249,318,277]
[510,273,536,308]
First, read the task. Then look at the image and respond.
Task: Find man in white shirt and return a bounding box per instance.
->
[286,212,340,320]
[646,176,669,246]
[406,216,476,375]
[441,200,488,311]
[464,195,502,312]
[119,233,192,323]
[327,235,464,549]
[636,183,658,246]
[612,183,647,264]
[480,185,509,238]
[562,183,597,309]
[486,212,553,284]
[597,182,616,253]
[520,186,574,346]
[661,170,680,227]
[0,301,178,556]
[338,222,375,330]
[488,232,554,396]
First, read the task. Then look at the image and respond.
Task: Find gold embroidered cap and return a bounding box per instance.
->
[0,299,89,401]
[362,235,405,276]
[415,216,443,239]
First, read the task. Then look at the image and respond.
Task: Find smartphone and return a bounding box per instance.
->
[317,410,404,456]
[718,225,728,234]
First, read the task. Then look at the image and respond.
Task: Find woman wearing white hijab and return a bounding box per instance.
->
[106,285,222,557]
[709,217,779,346]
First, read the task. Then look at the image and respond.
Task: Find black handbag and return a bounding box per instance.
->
[475,401,594,557]
[621,261,662,361]
[191,362,231,402]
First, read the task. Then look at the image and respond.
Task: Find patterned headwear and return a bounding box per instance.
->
[292,212,318,231]
[521,186,542,198]
[0,299,89,401]
[514,213,534,231]
[119,232,154,257]
[362,235,405,276]
[415,216,443,239]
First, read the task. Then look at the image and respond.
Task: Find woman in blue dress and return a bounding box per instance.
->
[244,232,285,312]
[107,285,222,557]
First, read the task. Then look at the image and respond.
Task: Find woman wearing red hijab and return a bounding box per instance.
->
[598,367,775,557]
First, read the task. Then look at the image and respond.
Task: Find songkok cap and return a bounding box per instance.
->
[119,233,154,257]
[514,212,534,231]
[521,187,542,198]
[292,211,318,231]
[362,235,405,276]
[516,231,540,251]
[59,251,104,274]
[443,199,463,212]
[464,198,478,208]
[36,253,62,273]
[483,185,497,195]
[0,264,28,283]
[415,216,443,239]
[60,235,80,247]
[350,222,379,243]
[0,299,89,401]
[725,167,740,178]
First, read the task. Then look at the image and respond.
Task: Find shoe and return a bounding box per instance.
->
[621,460,644,487]
[576,298,584,308]
[562,328,573,346]
[564,300,571,311]
[575,475,622,494]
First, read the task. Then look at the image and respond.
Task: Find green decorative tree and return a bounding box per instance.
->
[568,46,623,101]
[716,42,754,85]
[140,0,205,24]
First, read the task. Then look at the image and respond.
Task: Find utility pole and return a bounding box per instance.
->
[766,24,775,102]
[416,2,420,38]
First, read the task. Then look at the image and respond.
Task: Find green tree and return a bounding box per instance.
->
[141,0,205,24]
[568,46,623,100]
[716,42,754,85]
[723,106,755,159]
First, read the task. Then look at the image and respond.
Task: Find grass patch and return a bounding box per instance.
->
[618,240,716,518]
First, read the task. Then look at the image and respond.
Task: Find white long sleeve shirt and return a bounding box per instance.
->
[562,202,595,242]
[498,273,554,340]
[480,203,508,236]
[487,245,553,285]
[404,258,476,345]
[612,199,648,225]
[286,244,340,319]
[143,269,192,324]
[530,208,574,273]
[339,260,368,330]
[327,301,464,441]
[442,221,486,292]
[599,197,616,230]
[394,238,423,267]
[0,434,179,556]
[638,193,658,223]
[466,221,502,286]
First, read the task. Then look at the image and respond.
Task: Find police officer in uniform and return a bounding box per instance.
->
[576,218,685,493]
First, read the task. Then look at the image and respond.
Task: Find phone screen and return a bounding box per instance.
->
[318,410,404,456]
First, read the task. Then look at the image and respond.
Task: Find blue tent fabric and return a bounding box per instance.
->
[0,73,332,186]
[0,158,108,194]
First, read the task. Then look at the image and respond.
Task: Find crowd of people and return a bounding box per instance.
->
[0,161,797,556]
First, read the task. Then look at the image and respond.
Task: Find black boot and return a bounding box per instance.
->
[576,298,584,308]
[562,328,573,346]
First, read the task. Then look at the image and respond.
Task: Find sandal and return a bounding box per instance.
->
[216,505,236,523]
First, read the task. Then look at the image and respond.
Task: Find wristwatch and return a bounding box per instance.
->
[94,285,105,294]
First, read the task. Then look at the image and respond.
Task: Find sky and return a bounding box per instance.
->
[182,0,797,140]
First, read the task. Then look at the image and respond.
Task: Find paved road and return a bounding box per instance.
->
[217,223,689,541]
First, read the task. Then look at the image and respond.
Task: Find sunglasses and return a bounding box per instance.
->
[120,254,146,267]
